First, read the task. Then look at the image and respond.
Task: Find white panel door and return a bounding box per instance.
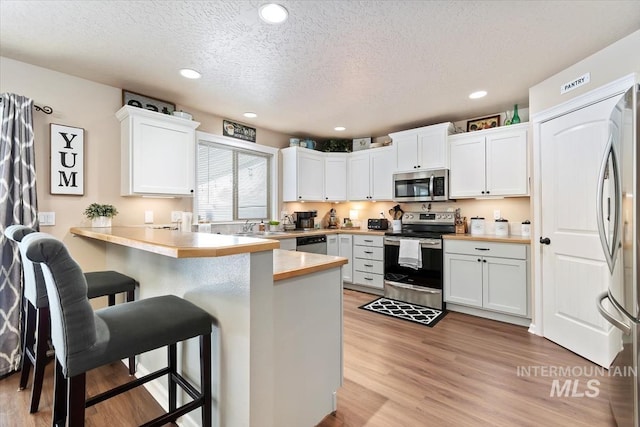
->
[324,155,347,201]
[540,93,623,367]
[443,253,483,307]
[486,128,528,196]
[483,257,528,316]
[417,129,447,170]
[395,134,418,171]
[297,149,324,201]
[449,135,486,198]
[338,234,353,283]
[348,152,370,200]
[370,147,395,200]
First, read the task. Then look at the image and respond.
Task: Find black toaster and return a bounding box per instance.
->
[367,219,389,230]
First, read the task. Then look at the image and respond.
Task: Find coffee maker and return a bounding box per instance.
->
[294,211,317,229]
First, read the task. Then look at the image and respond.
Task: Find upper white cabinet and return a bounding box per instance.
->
[390,122,454,172]
[449,123,528,198]
[117,106,200,196]
[282,147,325,201]
[347,146,395,201]
[324,154,347,202]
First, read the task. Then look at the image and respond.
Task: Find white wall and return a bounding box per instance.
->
[0,57,290,273]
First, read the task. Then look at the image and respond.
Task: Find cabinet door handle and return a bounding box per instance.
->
[364,251,373,254]
[364,277,373,281]
[364,239,373,242]
[475,247,490,251]
[483,259,487,263]
[364,264,373,267]
[477,258,481,262]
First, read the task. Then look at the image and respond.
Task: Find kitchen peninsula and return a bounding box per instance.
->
[70,227,347,427]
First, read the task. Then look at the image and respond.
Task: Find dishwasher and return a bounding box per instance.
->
[296,235,327,254]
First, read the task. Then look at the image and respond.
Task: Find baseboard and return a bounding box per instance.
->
[343,282,383,296]
[445,303,531,327]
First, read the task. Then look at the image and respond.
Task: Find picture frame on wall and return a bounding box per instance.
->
[50,123,84,195]
[466,115,500,132]
[122,89,176,115]
[223,120,257,142]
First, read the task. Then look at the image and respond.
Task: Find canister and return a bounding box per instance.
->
[470,217,485,235]
[521,220,531,237]
[495,218,509,237]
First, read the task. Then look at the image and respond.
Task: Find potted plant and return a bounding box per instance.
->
[84,203,118,227]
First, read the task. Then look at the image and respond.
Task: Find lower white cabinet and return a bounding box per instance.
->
[279,238,297,251]
[444,239,529,318]
[327,234,339,255]
[338,234,353,283]
[352,235,384,290]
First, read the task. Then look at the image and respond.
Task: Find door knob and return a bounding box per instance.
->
[540,237,551,245]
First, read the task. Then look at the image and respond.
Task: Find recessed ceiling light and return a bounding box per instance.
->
[243,112,257,118]
[179,68,201,79]
[259,3,288,24]
[469,90,487,99]
[334,126,346,131]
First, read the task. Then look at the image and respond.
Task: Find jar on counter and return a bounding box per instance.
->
[470,217,485,235]
[495,218,509,237]
[521,220,531,237]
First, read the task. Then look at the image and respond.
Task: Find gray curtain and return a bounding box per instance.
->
[0,93,38,377]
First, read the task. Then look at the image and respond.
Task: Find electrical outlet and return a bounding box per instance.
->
[494,210,501,220]
[144,210,154,223]
[38,212,56,226]
[171,211,182,222]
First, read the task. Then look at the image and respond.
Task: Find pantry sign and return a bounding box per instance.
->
[50,123,84,195]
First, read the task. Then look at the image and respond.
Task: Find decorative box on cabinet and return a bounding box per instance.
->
[282,147,325,202]
[347,146,395,201]
[449,123,528,198]
[117,106,200,196]
[390,122,454,172]
[444,239,530,325]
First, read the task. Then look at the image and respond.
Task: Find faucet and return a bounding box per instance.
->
[242,220,256,233]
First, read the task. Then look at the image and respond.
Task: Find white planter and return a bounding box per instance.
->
[91,216,112,228]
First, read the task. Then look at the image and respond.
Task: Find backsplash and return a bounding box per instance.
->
[283,197,531,235]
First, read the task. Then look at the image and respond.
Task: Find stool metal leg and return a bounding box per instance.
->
[29,306,50,413]
[201,334,212,427]
[168,343,177,421]
[127,289,136,375]
[18,301,36,391]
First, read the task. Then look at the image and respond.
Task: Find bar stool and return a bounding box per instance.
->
[4,225,137,414]
[20,232,212,427]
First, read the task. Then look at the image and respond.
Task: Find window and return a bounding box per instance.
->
[196,139,273,222]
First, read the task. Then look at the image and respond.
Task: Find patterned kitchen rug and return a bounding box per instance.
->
[359,297,446,327]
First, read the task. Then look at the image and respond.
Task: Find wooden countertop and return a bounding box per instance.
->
[70,227,279,258]
[443,234,531,244]
[273,249,347,281]
[245,228,387,240]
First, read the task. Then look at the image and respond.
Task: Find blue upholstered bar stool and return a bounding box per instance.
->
[21,232,213,427]
[4,225,137,414]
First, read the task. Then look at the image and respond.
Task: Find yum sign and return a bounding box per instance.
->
[50,124,84,195]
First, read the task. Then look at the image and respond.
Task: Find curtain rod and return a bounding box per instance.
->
[0,98,53,114]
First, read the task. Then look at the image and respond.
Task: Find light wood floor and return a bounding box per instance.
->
[1,289,616,426]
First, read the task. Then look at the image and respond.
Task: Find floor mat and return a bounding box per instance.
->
[359,297,446,327]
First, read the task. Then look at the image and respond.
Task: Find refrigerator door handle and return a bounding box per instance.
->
[597,291,632,335]
[595,135,621,274]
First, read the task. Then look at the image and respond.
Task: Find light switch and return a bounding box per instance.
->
[38,212,56,226]
[493,210,501,220]
[144,210,154,223]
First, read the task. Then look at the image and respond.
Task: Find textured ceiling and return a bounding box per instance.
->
[1,1,639,139]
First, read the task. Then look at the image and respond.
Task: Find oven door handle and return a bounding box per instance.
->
[384,238,441,248]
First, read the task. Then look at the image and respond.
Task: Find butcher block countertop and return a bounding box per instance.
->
[443,234,531,244]
[70,227,279,258]
[273,249,347,282]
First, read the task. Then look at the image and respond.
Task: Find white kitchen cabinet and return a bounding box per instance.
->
[449,123,528,198]
[282,147,325,202]
[324,154,347,201]
[352,235,384,290]
[390,122,454,172]
[347,146,395,201]
[327,234,339,256]
[116,105,200,196]
[444,239,529,319]
[338,234,353,283]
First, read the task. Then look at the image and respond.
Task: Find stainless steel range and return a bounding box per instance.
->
[383,211,455,310]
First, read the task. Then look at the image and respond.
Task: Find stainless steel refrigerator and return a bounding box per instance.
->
[596,83,639,426]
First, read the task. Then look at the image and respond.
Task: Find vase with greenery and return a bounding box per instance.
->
[84,203,118,227]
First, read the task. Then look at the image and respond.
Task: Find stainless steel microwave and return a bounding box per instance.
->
[392,169,449,202]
